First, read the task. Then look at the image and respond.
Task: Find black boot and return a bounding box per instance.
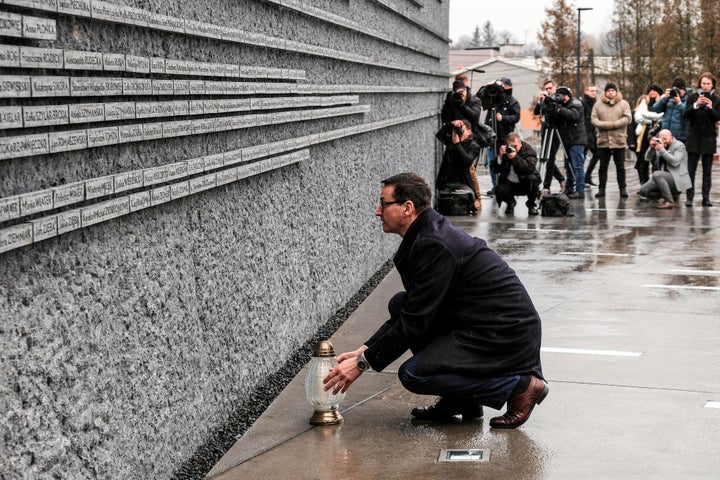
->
[595,188,605,198]
[620,187,628,198]
[411,397,484,422]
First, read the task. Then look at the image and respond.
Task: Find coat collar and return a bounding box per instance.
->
[393,208,437,266]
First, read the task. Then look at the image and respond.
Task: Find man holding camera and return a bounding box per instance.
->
[435,119,481,205]
[591,82,632,198]
[651,77,688,143]
[491,133,540,215]
[553,86,587,198]
[441,77,484,210]
[481,78,521,195]
[534,79,566,194]
[638,129,691,209]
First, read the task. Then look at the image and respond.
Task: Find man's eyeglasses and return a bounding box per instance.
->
[379,200,403,209]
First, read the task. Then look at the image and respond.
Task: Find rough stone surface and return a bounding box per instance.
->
[0,1,448,478]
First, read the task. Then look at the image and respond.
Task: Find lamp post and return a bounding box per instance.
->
[576,7,593,98]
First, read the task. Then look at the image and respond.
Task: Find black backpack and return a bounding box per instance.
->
[540,193,572,217]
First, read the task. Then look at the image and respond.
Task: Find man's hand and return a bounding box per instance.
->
[323,346,367,395]
[496,112,503,122]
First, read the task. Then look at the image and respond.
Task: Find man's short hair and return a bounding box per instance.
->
[381,173,432,213]
[459,119,471,130]
[455,73,469,83]
[542,79,556,88]
[506,132,521,143]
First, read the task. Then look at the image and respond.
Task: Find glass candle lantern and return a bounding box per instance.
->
[304,340,345,425]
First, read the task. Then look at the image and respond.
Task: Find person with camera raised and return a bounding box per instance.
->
[552,86,587,199]
[534,79,566,194]
[435,119,481,209]
[480,77,521,195]
[441,76,484,210]
[590,82,632,198]
[682,72,720,207]
[651,77,688,144]
[638,129,691,209]
[491,133,540,216]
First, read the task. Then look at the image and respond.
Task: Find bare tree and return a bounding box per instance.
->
[696,0,720,76]
[471,25,482,47]
[537,0,577,89]
[653,0,699,88]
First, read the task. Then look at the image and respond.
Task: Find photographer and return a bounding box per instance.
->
[435,119,481,207]
[638,129,691,209]
[683,72,720,207]
[533,79,566,194]
[553,86,587,198]
[479,77,521,195]
[491,132,540,215]
[441,77,484,210]
[651,77,688,143]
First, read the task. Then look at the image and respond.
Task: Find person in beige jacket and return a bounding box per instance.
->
[591,83,633,198]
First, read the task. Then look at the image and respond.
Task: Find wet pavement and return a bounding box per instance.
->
[206,160,720,480]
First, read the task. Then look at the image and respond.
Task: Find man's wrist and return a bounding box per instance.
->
[357,352,371,372]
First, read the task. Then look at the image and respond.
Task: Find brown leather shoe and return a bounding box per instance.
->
[490,376,549,429]
[656,200,675,209]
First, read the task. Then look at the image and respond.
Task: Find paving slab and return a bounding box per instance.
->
[207,161,720,480]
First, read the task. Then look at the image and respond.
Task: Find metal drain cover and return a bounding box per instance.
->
[438,449,489,462]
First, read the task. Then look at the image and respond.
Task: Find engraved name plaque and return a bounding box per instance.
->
[0,223,33,254]
[57,209,82,235]
[85,175,114,199]
[30,216,57,242]
[20,189,54,216]
[52,181,85,208]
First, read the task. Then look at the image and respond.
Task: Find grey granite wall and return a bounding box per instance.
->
[0,0,449,478]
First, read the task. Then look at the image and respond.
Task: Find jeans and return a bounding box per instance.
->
[564,145,586,194]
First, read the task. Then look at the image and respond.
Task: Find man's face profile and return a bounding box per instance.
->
[375,185,405,235]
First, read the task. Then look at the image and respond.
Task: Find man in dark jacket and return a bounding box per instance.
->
[554,86,587,198]
[581,84,598,185]
[482,77,521,194]
[324,173,547,429]
[492,133,541,215]
[652,77,688,143]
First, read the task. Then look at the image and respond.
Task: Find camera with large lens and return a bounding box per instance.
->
[478,80,509,110]
[544,92,565,104]
[452,90,464,103]
[506,145,516,154]
[453,124,464,136]
[669,87,680,98]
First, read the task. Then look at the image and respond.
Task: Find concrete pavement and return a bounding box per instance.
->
[206,161,720,480]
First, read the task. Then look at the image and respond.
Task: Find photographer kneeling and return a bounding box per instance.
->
[435,119,481,210]
[638,129,691,209]
[491,133,541,215]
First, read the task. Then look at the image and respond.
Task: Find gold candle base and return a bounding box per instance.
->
[309,409,343,426]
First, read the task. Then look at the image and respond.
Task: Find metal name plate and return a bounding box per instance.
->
[150,185,171,206]
[216,167,238,186]
[143,165,170,186]
[87,126,119,147]
[20,189,54,216]
[20,46,63,68]
[58,0,92,16]
[170,181,190,200]
[0,133,49,160]
[0,223,33,254]
[150,56,166,74]
[23,104,69,127]
[122,78,152,96]
[125,54,150,73]
[30,215,57,242]
[118,124,144,143]
[71,77,123,96]
[31,76,69,97]
[189,173,216,193]
[52,181,85,208]
[57,209,82,235]
[0,196,21,222]
[203,153,224,171]
[149,13,185,34]
[81,197,129,227]
[85,175,114,199]
[4,0,59,11]
[173,79,190,95]
[129,191,150,212]
[152,79,174,96]
[114,170,144,193]
[186,156,205,175]
[49,129,88,153]
[142,122,163,140]
[167,161,188,181]
[0,45,21,68]
[1,12,23,38]
[64,50,103,70]
[69,103,105,124]
[102,52,125,71]
[104,102,135,121]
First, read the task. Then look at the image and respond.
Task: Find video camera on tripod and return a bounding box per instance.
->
[477,80,509,110]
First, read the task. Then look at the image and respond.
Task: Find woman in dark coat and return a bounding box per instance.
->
[683,72,720,207]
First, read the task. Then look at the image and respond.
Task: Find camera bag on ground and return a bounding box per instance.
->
[540,193,572,217]
[437,188,474,216]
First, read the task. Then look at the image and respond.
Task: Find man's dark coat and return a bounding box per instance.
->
[363,209,543,380]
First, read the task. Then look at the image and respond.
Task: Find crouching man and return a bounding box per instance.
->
[639,129,691,209]
[323,173,548,428]
[492,133,541,215]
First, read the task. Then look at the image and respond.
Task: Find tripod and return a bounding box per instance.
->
[538,127,574,190]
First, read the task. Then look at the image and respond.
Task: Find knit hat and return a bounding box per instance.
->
[452,80,465,92]
[499,77,513,89]
[556,86,572,97]
[646,83,663,95]
[672,77,686,90]
[604,82,618,92]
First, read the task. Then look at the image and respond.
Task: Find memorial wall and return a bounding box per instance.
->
[0,0,449,477]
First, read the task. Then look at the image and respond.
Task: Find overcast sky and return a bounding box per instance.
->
[449,0,616,45]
